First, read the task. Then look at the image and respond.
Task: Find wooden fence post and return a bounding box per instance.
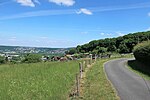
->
[76,73,80,96]
[79,62,83,78]
[95,54,97,62]
[88,59,90,65]
[83,61,85,72]
[90,54,92,64]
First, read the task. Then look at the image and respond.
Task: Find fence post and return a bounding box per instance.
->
[83,61,85,72]
[90,54,92,64]
[95,54,97,62]
[76,73,80,96]
[79,62,83,79]
[88,59,90,65]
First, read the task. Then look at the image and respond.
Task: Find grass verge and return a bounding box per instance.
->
[82,58,119,100]
[0,61,79,100]
[128,60,150,80]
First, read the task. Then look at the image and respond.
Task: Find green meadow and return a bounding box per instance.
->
[0,61,79,100]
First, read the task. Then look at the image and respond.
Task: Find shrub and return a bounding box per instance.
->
[22,54,42,63]
[0,56,5,64]
[118,43,129,53]
[133,41,150,66]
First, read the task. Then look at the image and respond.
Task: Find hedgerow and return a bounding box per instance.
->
[133,41,150,66]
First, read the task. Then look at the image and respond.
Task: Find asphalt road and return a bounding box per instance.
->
[104,58,150,100]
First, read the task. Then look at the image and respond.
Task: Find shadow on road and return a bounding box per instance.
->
[128,60,150,77]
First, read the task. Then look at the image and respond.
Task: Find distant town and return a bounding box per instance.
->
[0,45,68,54]
[0,45,69,62]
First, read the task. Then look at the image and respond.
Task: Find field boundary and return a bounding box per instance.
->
[69,56,96,99]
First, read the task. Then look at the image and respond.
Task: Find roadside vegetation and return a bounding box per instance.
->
[128,41,150,80]
[82,58,119,100]
[0,61,79,100]
[128,60,150,80]
[133,41,150,66]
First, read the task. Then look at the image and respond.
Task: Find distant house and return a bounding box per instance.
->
[51,56,61,61]
[2,54,20,61]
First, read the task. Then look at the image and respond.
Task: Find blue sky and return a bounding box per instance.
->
[0,0,150,48]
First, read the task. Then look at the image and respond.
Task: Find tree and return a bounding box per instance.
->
[118,43,129,53]
[67,48,77,55]
[68,31,150,54]
[107,45,117,52]
[76,45,82,53]
[98,47,107,54]
[22,54,42,63]
[92,49,98,54]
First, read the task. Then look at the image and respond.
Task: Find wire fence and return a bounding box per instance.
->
[69,55,97,99]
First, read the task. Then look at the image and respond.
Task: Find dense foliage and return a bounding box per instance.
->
[67,31,150,54]
[133,41,150,66]
[0,56,5,64]
[22,54,42,63]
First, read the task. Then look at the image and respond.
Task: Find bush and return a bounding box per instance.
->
[133,41,150,66]
[0,56,5,64]
[118,43,129,53]
[22,54,42,63]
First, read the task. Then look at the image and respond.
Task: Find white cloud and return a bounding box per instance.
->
[106,33,112,36]
[76,8,93,15]
[1,2,150,20]
[100,33,105,35]
[39,36,49,39]
[8,37,17,41]
[148,13,150,16]
[99,32,112,36]
[146,27,150,31]
[90,2,150,13]
[81,32,88,34]
[116,32,125,36]
[0,9,76,20]
[148,12,150,17]
[16,0,36,7]
[49,0,75,6]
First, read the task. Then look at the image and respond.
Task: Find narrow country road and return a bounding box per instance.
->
[104,58,150,100]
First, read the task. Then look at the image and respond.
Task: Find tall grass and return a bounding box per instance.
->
[0,61,79,100]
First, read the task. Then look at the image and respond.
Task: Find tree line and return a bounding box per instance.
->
[67,31,150,54]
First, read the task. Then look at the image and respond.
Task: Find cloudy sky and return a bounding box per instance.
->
[0,0,150,48]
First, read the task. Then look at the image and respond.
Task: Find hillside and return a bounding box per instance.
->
[0,45,68,54]
[68,31,150,54]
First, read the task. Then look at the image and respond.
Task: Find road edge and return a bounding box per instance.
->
[103,58,125,100]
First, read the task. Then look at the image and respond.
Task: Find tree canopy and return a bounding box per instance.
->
[67,31,150,54]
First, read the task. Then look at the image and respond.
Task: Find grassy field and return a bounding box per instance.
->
[0,61,79,100]
[0,54,133,100]
[82,58,119,100]
[128,60,150,80]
